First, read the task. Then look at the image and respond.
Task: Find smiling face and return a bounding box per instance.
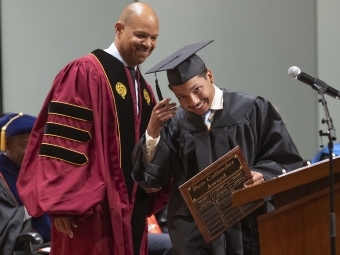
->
[114,4,159,66]
[171,69,215,115]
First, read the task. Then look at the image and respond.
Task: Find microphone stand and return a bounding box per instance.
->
[317,87,336,255]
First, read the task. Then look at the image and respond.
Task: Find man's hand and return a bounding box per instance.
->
[53,216,77,238]
[243,171,265,188]
[147,98,177,138]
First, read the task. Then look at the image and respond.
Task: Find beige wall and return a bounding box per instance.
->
[140,0,317,160]
[317,0,340,148]
[1,0,129,115]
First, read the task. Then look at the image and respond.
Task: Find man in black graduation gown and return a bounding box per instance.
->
[132,41,304,255]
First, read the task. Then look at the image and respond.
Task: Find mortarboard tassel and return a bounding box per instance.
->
[0,112,23,151]
[0,129,6,152]
[155,73,163,101]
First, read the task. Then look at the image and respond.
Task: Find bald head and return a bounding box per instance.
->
[119,2,158,27]
[114,3,159,67]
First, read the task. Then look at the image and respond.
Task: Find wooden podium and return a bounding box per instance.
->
[232,157,340,255]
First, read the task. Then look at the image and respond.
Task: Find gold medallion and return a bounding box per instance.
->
[115,82,127,99]
[143,89,151,105]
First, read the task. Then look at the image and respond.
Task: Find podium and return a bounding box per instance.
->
[232,157,340,255]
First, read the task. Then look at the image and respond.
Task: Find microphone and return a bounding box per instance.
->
[288,66,340,99]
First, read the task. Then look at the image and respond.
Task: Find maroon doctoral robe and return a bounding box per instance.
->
[17,50,169,255]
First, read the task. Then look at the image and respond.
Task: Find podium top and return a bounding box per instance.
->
[232,156,340,207]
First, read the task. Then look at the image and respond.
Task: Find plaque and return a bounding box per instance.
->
[179,146,264,243]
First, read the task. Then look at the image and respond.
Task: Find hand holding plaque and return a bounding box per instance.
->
[179,146,264,243]
[243,171,265,188]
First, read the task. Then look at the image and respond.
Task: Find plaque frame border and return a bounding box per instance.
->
[179,146,264,242]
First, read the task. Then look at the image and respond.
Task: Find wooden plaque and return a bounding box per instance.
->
[179,146,264,243]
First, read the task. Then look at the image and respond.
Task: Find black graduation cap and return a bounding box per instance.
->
[146,40,214,100]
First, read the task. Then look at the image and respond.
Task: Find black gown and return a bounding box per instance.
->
[132,89,303,255]
[0,171,29,255]
[0,154,51,243]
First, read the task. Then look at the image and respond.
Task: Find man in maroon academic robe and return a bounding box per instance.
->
[17,3,171,255]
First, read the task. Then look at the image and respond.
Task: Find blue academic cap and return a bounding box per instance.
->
[0,113,36,151]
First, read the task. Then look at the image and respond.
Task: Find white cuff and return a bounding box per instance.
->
[146,131,160,147]
[144,131,160,164]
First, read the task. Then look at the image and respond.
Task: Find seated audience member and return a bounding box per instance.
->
[148,211,173,255]
[310,142,340,163]
[0,171,30,255]
[0,113,51,243]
